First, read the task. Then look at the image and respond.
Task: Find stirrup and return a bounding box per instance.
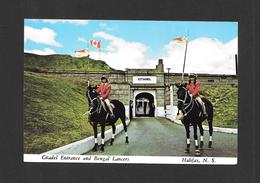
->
[202,113,208,119]
[110,113,115,118]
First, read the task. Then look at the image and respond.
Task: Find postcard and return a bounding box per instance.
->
[23,19,238,165]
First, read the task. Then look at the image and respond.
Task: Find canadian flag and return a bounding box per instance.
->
[90,40,101,48]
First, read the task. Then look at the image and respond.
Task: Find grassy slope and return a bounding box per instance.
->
[24,72,91,154]
[24,72,122,154]
[200,86,238,128]
[24,53,115,72]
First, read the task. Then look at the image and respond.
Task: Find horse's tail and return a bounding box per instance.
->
[111,100,127,131]
[119,102,127,133]
[111,99,128,143]
[203,98,214,136]
[207,108,213,136]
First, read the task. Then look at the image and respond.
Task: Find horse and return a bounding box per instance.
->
[86,85,129,152]
[175,83,213,156]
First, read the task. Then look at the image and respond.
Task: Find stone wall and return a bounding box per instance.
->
[39,62,238,117]
[109,83,130,105]
[167,74,238,88]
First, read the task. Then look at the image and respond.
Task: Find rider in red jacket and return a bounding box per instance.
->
[96,76,114,118]
[186,75,207,118]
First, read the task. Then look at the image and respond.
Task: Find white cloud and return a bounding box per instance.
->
[24,26,62,47]
[90,32,152,70]
[24,48,56,55]
[42,19,89,25]
[88,32,237,74]
[78,37,88,44]
[162,37,238,74]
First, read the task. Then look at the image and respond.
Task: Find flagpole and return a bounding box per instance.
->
[86,41,90,124]
[181,39,188,82]
[99,40,101,60]
[87,40,90,86]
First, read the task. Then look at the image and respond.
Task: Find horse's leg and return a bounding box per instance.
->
[110,123,116,145]
[92,123,98,152]
[193,123,201,156]
[120,113,129,144]
[208,118,213,148]
[100,123,105,152]
[205,103,213,148]
[198,122,204,149]
[184,123,191,153]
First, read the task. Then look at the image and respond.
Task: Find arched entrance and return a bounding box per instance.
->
[135,92,155,117]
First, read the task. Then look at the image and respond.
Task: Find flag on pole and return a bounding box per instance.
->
[174,37,188,44]
[74,49,89,58]
[90,40,101,48]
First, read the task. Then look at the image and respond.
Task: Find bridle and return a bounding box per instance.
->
[87,89,102,115]
[177,86,194,115]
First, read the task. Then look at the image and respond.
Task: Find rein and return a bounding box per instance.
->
[177,87,194,115]
[89,98,103,115]
[87,90,102,115]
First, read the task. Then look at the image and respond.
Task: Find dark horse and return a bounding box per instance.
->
[86,85,129,152]
[175,83,213,156]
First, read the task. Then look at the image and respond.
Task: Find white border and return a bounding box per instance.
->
[24,154,237,165]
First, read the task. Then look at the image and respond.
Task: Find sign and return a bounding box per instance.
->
[133,76,157,84]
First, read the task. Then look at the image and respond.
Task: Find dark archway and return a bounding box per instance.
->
[135,92,155,117]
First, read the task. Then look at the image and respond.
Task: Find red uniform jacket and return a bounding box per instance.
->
[96,83,111,99]
[187,81,201,97]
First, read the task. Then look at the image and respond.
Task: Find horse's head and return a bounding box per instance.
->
[175,83,188,110]
[86,85,98,103]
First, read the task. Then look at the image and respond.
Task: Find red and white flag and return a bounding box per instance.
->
[174,37,188,44]
[74,49,89,58]
[90,40,101,48]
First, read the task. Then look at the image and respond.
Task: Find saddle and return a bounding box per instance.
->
[100,100,115,112]
[194,97,207,119]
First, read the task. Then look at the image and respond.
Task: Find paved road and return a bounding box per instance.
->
[85,117,237,157]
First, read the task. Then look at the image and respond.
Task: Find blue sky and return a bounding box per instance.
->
[24,19,238,74]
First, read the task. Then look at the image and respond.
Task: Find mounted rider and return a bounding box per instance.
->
[186,74,208,119]
[96,76,115,118]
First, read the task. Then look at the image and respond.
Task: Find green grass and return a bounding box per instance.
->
[24,72,123,154]
[24,72,91,154]
[200,86,238,128]
[24,53,115,72]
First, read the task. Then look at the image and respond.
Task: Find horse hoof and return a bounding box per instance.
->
[100,145,105,152]
[195,149,201,156]
[92,144,98,152]
[125,137,129,144]
[92,148,98,152]
[208,142,212,148]
[110,139,114,145]
[200,142,204,149]
[184,148,190,153]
